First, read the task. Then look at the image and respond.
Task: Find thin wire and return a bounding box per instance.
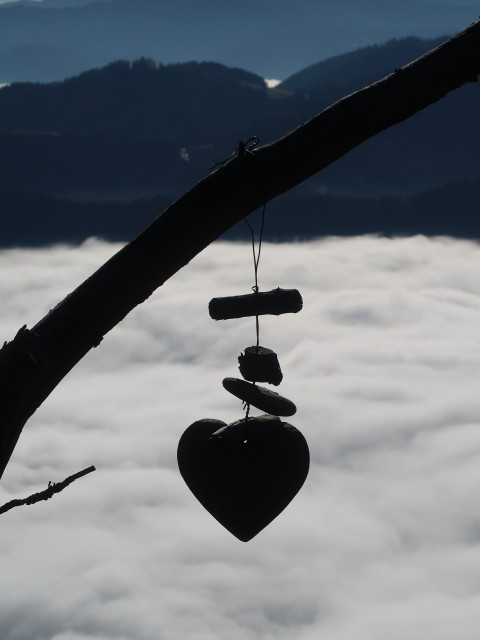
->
[244,202,267,351]
[244,203,266,289]
[243,203,267,421]
[244,218,257,290]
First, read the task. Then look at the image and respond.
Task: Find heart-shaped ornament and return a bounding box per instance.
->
[177,415,310,541]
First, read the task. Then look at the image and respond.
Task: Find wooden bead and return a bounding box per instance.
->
[209,287,303,320]
[222,377,296,416]
[238,346,283,386]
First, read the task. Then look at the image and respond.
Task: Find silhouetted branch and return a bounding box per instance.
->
[0,21,479,480]
[0,466,96,514]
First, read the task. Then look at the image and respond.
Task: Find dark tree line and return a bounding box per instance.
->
[0,37,478,206]
[2,178,480,248]
[0,59,267,142]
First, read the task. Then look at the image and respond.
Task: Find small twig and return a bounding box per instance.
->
[0,465,96,515]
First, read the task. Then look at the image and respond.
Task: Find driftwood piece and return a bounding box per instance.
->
[238,346,283,386]
[0,466,96,515]
[209,288,303,320]
[222,377,297,416]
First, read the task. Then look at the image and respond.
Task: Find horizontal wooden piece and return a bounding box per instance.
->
[238,346,283,386]
[222,377,296,417]
[209,288,303,320]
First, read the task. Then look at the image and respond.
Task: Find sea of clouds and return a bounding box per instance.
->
[2,234,480,640]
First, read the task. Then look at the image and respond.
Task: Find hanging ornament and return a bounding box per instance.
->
[178,416,309,542]
[177,195,310,542]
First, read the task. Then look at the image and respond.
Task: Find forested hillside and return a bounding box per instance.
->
[280,36,447,91]
[0,36,478,246]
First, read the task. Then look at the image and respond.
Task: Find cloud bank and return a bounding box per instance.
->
[2,235,480,639]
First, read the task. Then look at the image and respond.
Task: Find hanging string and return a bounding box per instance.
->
[243,202,267,421]
[244,202,267,351]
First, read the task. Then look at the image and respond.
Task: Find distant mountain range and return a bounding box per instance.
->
[281,35,449,91]
[2,179,480,247]
[0,0,477,82]
[0,35,478,246]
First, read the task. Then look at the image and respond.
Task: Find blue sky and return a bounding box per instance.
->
[2,235,480,639]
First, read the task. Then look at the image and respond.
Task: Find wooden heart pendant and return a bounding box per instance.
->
[177,415,310,541]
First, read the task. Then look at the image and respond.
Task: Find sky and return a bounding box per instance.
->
[1,0,478,84]
[2,234,480,639]
[0,0,478,5]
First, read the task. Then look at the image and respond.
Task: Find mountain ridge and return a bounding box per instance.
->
[279,35,449,92]
[0,34,478,246]
[0,0,476,82]
[0,37,478,199]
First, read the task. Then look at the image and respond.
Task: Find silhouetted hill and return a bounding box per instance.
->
[0,59,266,141]
[0,35,479,247]
[279,36,448,92]
[0,0,476,82]
[0,41,478,201]
[0,59,269,199]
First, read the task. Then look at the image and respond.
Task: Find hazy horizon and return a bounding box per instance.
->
[0,0,477,81]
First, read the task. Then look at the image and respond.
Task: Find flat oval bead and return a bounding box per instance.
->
[222,377,296,417]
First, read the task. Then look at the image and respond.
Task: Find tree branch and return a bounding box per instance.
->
[0,466,96,514]
[1,21,479,479]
